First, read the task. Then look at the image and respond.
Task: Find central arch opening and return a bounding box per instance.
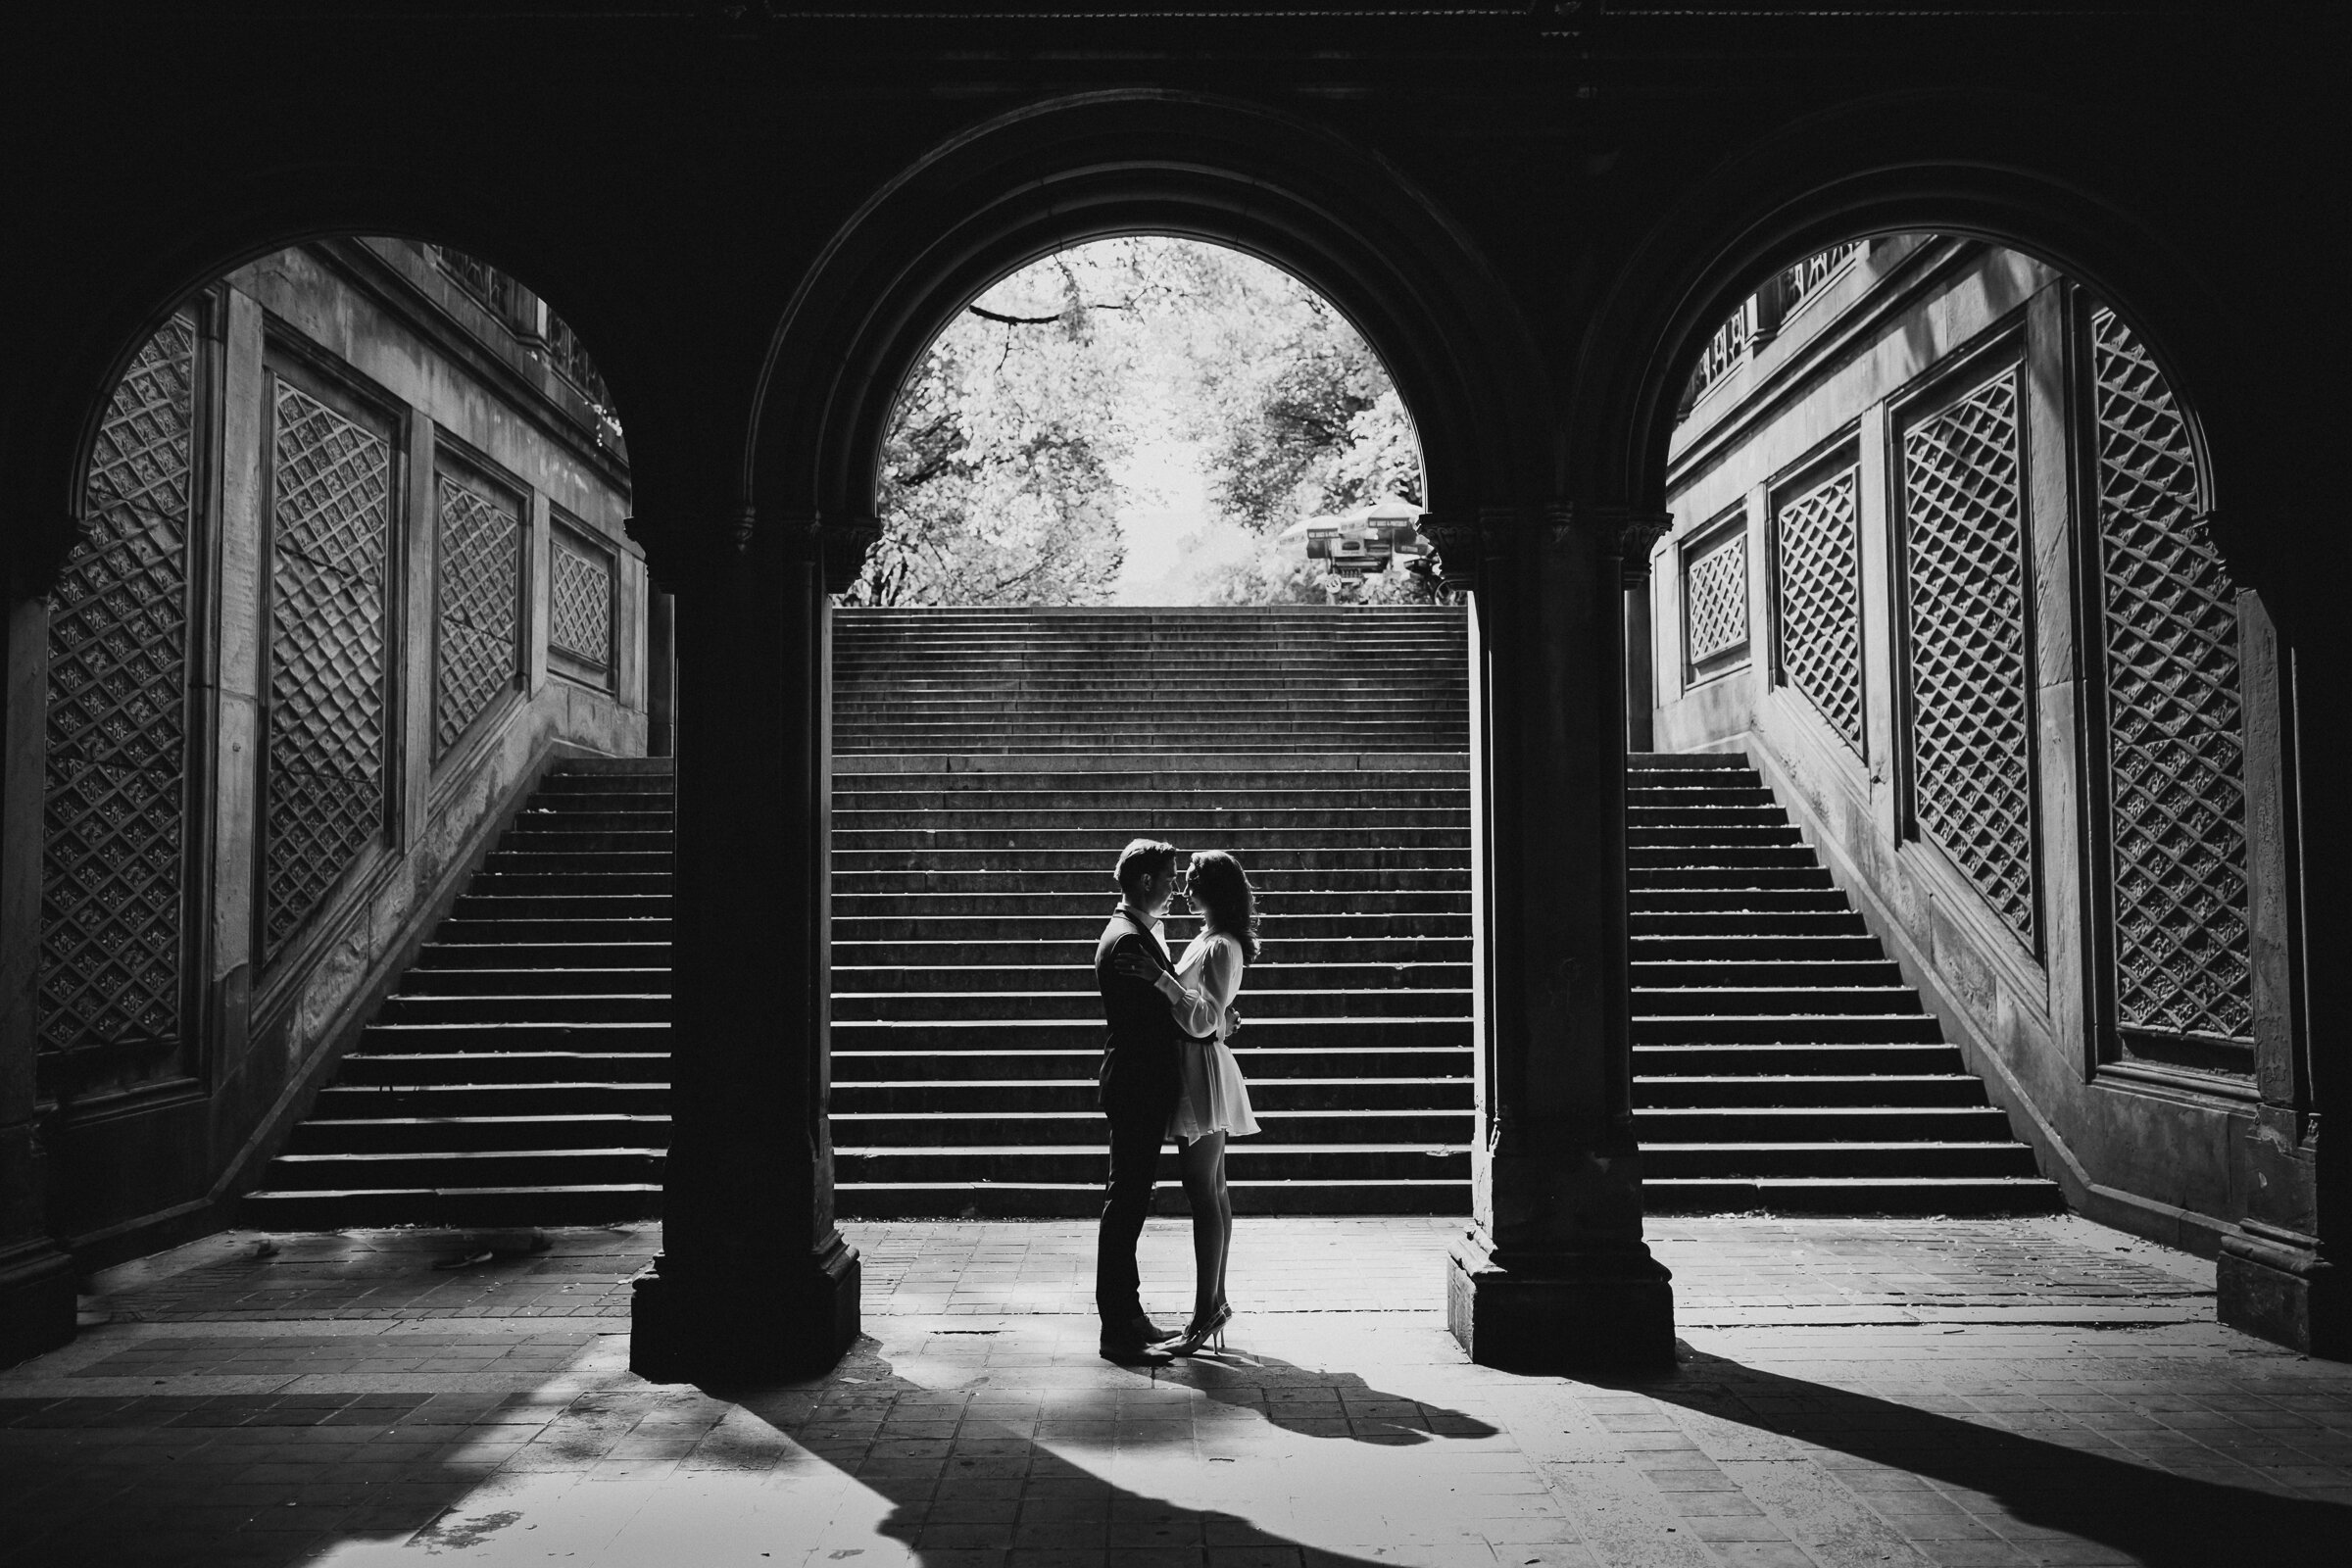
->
[822,235,1476,1230]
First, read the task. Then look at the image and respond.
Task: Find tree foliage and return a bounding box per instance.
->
[839,236,1431,607]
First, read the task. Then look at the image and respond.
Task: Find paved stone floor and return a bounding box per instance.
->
[6,1215,2347,1567]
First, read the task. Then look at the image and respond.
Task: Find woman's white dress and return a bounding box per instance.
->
[1163,930,1260,1140]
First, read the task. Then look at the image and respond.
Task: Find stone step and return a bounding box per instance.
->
[832,937,1468,966]
[833,807,1468,831]
[832,1077,1473,1113]
[1638,1142,2046,1179]
[241,1185,665,1229]
[832,1016,1469,1052]
[833,889,1469,917]
[1633,986,1922,1017]
[377,992,668,1024]
[832,1107,1472,1148]
[831,987,1468,1023]
[1632,958,1906,988]
[829,867,1468,895]
[832,1045,1468,1081]
[340,1050,672,1086]
[833,912,1468,942]
[1631,933,1885,959]
[832,1145,1470,1186]
[1632,1104,2019,1142]
[831,961,1469,994]
[254,1146,666,1192]
[1634,1073,1989,1108]
[832,838,1468,864]
[399,966,670,997]
[416,941,673,969]
[288,1112,673,1155]
[1632,1013,1945,1044]
[1633,1041,1965,1074]
[833,1181,1467,1219]
[1642,1177,2063,1216]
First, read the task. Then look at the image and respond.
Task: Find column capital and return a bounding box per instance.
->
[1616,510,1674,587]
[1418,509,1508,590]
[814,513,883,597]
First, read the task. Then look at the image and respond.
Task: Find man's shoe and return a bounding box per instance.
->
[1099,1335,1170,1365]
[1132,1314,1180,1345]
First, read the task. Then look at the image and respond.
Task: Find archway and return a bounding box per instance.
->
[1589,112,2330,1348]
[0,227,655,1352]
[629,90,1677,1381]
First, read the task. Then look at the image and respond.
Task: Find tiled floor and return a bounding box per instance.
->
[5,1214,2345,1566]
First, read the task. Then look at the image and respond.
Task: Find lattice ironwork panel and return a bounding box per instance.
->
[2091,305,2249,1041]
[265,380,391,962]
[1903,366,2036,941]
[434,475,520,756]
[1774,466,1865,753]
[40,317,197,1052]
[549,536,612,668]
[1685,533,1748,666]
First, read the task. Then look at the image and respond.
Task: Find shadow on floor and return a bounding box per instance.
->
[1152,1345,1500,1444]
[714,1336,1486,1565]
[1617,1344,2352,1566]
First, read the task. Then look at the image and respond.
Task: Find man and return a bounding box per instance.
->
[1092,837,1199,1362]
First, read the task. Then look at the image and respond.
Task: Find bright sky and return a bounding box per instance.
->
[1109,436,1261,605]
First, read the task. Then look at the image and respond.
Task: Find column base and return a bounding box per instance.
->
[630,1235,860,1384]
[1447,1230,1675,1372]
[2220,1221,2345,1358]
[0,1239,77,1370]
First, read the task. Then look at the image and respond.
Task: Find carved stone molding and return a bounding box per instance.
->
[816,514,883,597]
[1418,512,1490,590]
[1617,511,1672,586]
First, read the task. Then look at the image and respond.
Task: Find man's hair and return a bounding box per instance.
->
[1114,838,1178,897]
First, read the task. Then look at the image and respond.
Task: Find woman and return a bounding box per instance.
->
[1116,849,1261,1355]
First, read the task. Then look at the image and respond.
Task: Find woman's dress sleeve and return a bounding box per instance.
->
[1167,935,1241,1038]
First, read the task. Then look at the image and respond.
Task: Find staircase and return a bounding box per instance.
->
[829,606,1475,1215]
[1628,751,2059,1213]
[242,759,672,1229]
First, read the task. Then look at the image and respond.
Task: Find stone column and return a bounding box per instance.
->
[647,589,676,759]
[1431,504,1676,1372]
[629,506,859,1382]
[0,562,77,1365]
[1620,514,1669,754]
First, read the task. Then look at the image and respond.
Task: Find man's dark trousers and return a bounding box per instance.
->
[1094,907,1182,1331]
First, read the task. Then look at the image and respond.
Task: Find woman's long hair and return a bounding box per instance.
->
[1186,850,1261,966]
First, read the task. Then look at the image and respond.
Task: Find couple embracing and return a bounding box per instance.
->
[1092,838,1262,1363]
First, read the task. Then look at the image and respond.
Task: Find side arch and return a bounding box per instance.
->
[745,88,1551,575]
[1570,86,2286,625]
[0,171,651,596]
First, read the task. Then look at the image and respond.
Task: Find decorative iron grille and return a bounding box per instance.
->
[433,473,521,757]
[549,534,613,669]
[1903,365,2036,941]
[40,315,197,1054]
[263,379,392,962]
[1685,532,1748,667]
[1773,466,1865,753]
[2090,306,2250,1042]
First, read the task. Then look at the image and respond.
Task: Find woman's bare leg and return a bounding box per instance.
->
[1177,1131,1228,1322]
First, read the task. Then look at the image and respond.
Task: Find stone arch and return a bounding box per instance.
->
[1569,87,2267,612]
[2,178,644,598]
[742,89,1550,584]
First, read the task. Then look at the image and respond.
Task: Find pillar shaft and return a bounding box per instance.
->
[1446,506,1674,1372]
[630,526,858,1382]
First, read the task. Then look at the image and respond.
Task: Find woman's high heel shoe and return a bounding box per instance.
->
[1171,1301,1233,1356]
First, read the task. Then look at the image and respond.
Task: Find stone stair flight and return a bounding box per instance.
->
[240,758,673,1229]
[829,606,1476,1216]
[237,616,2061,1230]
[1628,751,2060,1213]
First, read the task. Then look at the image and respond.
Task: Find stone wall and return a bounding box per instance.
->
[5,239,645,1270]
[1645,236,2308,1260]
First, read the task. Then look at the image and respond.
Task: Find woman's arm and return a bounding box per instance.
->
[1161,936,1240,1035]
[1154,937,1231,1037]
